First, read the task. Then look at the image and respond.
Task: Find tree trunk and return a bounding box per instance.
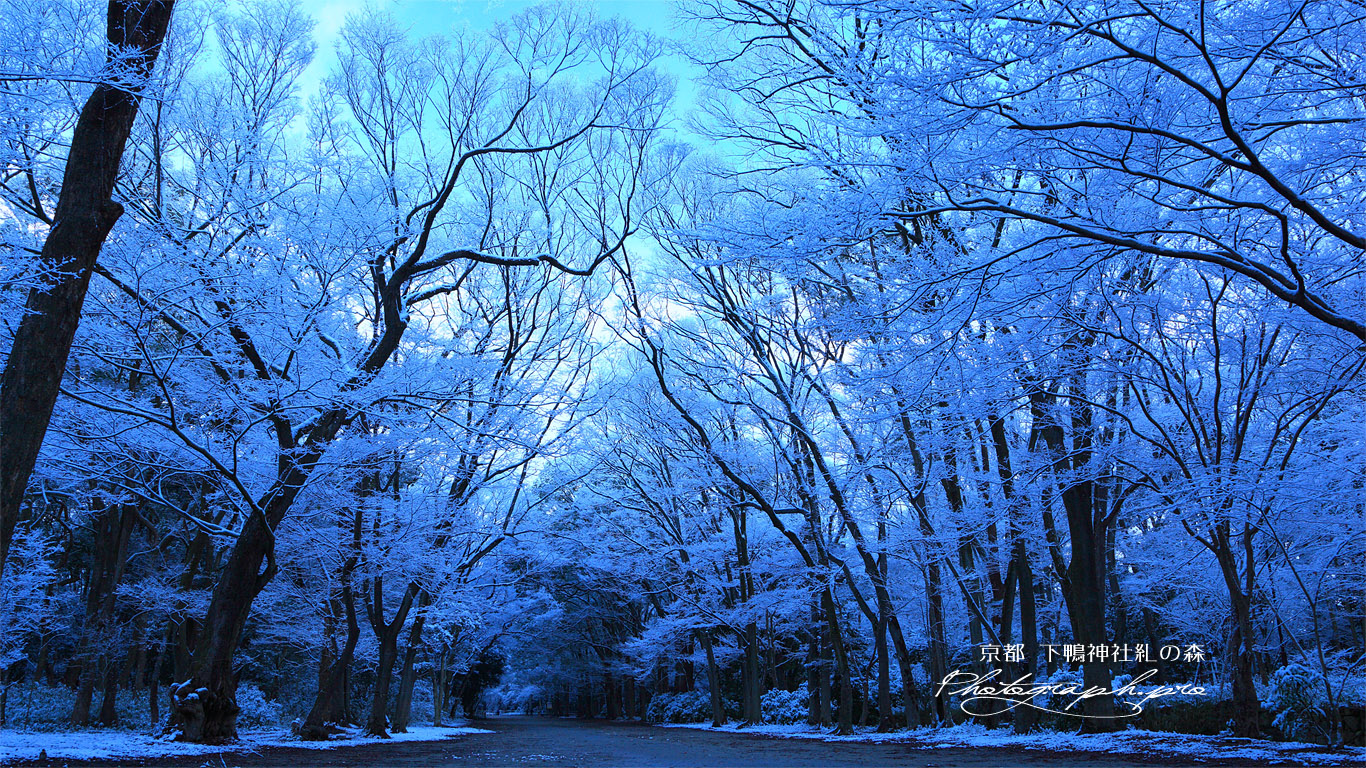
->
[886,615,921,728]
[170,503,281,743]
[700,630,726,727]
[0,0,175,589]
[1031,377,1116,728]
[823,588,854,735]
[365,578,417,738]
[989,414,1039,733]
[743,622,761,725]
[148,623,170,726]
[1208,521,1261,738]
[299,584,359,740]
[97,663,120,726]
[1013,542,1039,733]
[390,593,428,733]
[71,500,137,726]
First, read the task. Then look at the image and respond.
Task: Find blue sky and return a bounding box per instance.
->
[295,0,688,68]
[292,0,695,123]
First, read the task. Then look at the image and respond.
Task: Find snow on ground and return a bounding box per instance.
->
[666,722,1366,766]
[0,723,493,763]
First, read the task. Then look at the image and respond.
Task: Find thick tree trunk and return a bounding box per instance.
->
[1031,377,1115,729]
[1209,521,1261,738]
[823,588,854,735]
[0,0,175,589]
[170,503,283,743]
[299,585,359,740]
[701,631,726,727]
[97,663,120,726]
[390,595,428,733]
[365,578,417,738]
[743,622,761,725]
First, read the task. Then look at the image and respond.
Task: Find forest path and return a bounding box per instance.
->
[26,715,1302,767]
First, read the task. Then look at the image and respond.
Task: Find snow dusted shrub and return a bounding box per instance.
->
[1036,668,1085,720]
[0,682,162,730]
[0,527,58,672]
[760,688,807,724]
[3,683,75,730]
[235,683,284,728]
[645,691,712,723]
[411,679,435,720]
[1268,663,1327,741]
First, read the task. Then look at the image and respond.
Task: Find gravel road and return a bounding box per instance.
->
[18,715,1345,767]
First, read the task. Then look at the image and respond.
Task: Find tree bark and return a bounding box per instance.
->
[390,592,429,733]
[365,578,418,738]
[989,414,1039,733]
[822,587,854,735]
[71,500,137,726]
[299,584,359,740]
[1206,520,1261,738]
[701,630,726,727]
[0,0,175,588]
[1030,376,1116,728]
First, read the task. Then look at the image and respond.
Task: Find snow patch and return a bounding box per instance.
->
[0,723,493,763]
[663,722,1365,766]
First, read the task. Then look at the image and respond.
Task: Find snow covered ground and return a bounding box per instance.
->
[666,722,1366,766]
[0,723,493,763]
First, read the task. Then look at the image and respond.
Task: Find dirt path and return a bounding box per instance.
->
[15,716,1348,767]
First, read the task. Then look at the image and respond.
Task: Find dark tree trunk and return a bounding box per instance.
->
[148,622,172,726]
[1012,542,1039,733]
[71,500,137,726]
[897,415,948,723]
[700,631,726,727]
[1206,521,1261,738]
[365,578,418,738]
[823,588,854,736]
[299,585,359,740]
[0,0,175,588]
[743,622,761,725]
[990,414,1039,733]
[432,646,450,726]
[170,501,286,743]
[97,663,120,726]
[1030,376,1116,729]
[390,593,428,733]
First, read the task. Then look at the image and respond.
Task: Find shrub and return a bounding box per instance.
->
[760,688,807,725]
[645,691,713,723]
[1267,663,1327,742]
[235,682,284,728]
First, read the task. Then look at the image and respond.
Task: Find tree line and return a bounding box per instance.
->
[0,0,1362,748]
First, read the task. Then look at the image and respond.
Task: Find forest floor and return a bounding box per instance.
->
[2,715,1363,768]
